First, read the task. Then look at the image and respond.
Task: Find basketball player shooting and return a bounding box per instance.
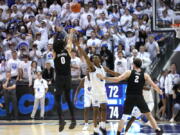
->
[53,27,76,132]
[97,58,164,135]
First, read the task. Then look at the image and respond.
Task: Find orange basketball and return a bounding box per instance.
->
[71,3,81,13]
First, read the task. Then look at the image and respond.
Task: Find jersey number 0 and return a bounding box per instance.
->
[61,57,66,64]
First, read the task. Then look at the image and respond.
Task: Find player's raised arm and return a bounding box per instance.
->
[97,70,131,83]
[74,78,85,103]
[74,40,95,72]
[144,73,163,95]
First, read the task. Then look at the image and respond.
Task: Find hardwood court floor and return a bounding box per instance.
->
[0,120,180,135]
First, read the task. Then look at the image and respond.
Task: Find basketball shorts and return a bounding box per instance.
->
[131,102,155,118]
[84,94,92,108]
[54,75,71,95]
[123,95,150,115]
[92,94,108,107]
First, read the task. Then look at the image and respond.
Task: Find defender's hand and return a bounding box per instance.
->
[158,89,163,95]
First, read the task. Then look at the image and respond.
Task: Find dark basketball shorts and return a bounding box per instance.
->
[123,95,150,114]
[54,75,71,95]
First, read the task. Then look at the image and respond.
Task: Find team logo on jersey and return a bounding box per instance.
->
[12,63,17,69]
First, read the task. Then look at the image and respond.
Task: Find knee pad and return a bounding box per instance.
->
[122,114,129,122]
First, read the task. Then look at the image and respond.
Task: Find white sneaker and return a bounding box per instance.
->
[170,118,174,123]
[82,123,89,131]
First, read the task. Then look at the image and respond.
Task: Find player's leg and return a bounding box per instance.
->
[125,116,136,132]
[137,97,163,134]
[93,106,99,134]
[117,97,134,134]
[125,107,141,133]
[83,95,91,130]
[92,97,100,135]
[64,77,76,129]
[99,103,107,134]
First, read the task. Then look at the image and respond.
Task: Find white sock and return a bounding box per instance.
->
[101,122,106,129]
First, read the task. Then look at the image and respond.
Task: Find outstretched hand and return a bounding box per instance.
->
[158,89,163,95]
[96,73,105,80]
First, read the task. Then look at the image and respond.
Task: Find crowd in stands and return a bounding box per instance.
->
[0,0,179,120]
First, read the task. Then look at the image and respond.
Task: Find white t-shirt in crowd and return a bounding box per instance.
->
[7,58,21,77]
[20,61,32,80]
[34,78,48,99]
[71,57,81,79]
[114,57,128,74]
[87,38,101,48]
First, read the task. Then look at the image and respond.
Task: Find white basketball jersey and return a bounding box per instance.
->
[84,76,92,96]
[89,66,106,96]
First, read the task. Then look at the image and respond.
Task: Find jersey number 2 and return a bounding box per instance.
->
[61,57,66,64]
[134,75,139,83]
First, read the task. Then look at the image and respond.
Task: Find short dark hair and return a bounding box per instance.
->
[133,58,142,68]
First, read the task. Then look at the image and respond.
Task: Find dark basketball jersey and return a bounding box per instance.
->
[54,49,71,76]
[126,70,145,95]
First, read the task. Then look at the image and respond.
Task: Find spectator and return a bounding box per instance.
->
[42,62,54,85]
[0,59,7,82]
[29,61,42,87]
[120,8,132,32]
[127,49,138,70]
[87,31,101,52]
[114,51,128,75]
[29,43,42,67]
[43,43,54,68]
[7,51,21,79]
[71,50,81,80]
[2,71,18,120]
[137,45,151,70]
[19,55,31,83]
[158,70,168,120]
[170,84,180,122]
[100,46,114,70]
[145,36,160,61]
[165,63,180,120]
[31,71,48,119]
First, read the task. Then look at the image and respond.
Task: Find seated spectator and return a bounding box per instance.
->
[2,71,18,120]
[31,71,48,120]
[170,84,180,122]
[42,62,54,85]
